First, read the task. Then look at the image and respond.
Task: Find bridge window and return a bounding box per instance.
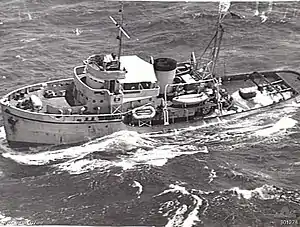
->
[141,82,151,89]
[123,83,139,90]
[94,91,104,95]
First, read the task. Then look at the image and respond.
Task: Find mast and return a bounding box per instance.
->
[109,3,130,69]
[211,0,229,76]
[117,3,124,62]
[214,1,230,115]
[195,1,229,80]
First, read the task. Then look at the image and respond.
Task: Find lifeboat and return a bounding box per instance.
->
[172,93,209,106]
[132,106,156,120]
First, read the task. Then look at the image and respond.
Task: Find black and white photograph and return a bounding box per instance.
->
[0,0,299,226]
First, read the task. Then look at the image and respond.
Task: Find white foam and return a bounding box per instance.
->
[2,130,151,166]
[158,184,203,227]
[27,13,32,20]
[51,133,208,174]
[232,89,293,111]
[106,145,208,172]
[56,158,111,175]
[208,169,217,183]
[157,184,190,197]
[260,11,268,23]
[165,205,188,227]
[181,194,202,227]
[20,38,37,43]
[0,126,6,139]
[147,121,224,138]
[0,212,31,225]
[15,55,26,61]
[73,28,82,36]
[230,184,275,200]
[255,116,297,137]
[132,181,143,198]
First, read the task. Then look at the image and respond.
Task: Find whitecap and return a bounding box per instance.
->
[255,116,297,137]
[157,184,203,227]
[260,11,268,23]
[230,184,275,200]
[181,194,202,227]
[0,212,31,225]
[132,181,143,197]
[20,38,37,43]
[165,204,188,227]
[73,28,82,36]
[2,130,151,166]
[208,169,217,183]
[113,145,208,171]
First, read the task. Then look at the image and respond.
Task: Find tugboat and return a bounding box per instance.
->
[1,3,300,147]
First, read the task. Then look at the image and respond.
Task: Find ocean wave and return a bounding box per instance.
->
[255,116,298,137]
[56,143,209,175]
[131,180,143,198]
[2,130,209,175]
[156,183,300,226]
[156,184,203,227]
[1,130,151,166]
[0,211,32,225]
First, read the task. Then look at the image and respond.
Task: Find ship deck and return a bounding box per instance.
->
[3,70,300,117]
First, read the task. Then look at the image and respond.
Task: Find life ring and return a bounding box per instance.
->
[132,106,156,120]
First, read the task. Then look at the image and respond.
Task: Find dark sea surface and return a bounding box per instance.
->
[0,1,300,226]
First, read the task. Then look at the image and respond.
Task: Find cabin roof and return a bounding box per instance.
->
[119,55,157,83]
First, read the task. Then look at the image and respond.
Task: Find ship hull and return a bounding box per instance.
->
[1,105,126,147]
[2,94,299,147]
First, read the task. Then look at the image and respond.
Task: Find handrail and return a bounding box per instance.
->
[252,72,285,100]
